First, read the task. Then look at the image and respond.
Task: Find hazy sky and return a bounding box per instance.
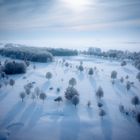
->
[0,0,140,51]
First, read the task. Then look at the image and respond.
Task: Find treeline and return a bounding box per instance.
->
[0,44,78,62]
[81,48,140,70]
[0,45,53,63]
[46,48,78,56]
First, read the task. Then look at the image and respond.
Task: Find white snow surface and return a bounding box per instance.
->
[0,55,140,140]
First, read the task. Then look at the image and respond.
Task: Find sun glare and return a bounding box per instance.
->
[62,0,90,11]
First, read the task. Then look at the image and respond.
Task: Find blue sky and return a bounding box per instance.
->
[0,0,140,51]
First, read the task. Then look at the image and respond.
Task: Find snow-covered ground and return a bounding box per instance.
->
[0,55,140,140]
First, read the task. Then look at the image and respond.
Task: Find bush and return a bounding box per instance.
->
[121,61,127,66]
[69,77,77,87]
[72,95,79,107]
[4,61,26,74]
[54,96,63,103]
[65,87,79,100]
[96,86,104,100]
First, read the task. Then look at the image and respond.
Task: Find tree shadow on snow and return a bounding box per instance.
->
[113,81,125,97]
[89,76,97,92]
[1,101,26,127]
[27,104,43,129]
[19,102,36,125]
[59,101,80,140]
[0,91,9,102]
[123,67,133,75]
[100,100,113,140]
[77,72,84,81]
[41,81,50,92]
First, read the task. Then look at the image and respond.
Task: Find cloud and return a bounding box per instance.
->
[0,0,140,51]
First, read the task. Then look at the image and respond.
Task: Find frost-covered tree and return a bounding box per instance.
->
[31,93,36,101]
[34,87,40,98]
[119,104,125,113]
[20,92,26,102]
[4,61,26,74]
[69,77,77,87]
[88,68,94,76]
[97,102,103,108]
[0,83,2,89]
[65,62,69,67]
[126,81,131,91]
[131,96,140,107]
[78,65,84,72]
[136,113,140,123]
[136,72,140,82]
[87,101,91,108]
[80,60,83,65]
[125,75,129,79]
[39,92,47,103]
[46,72,52,80]
[9,79,15,87]
[65,87,79,100]
[72,95,79,107]
[96,86,104,100]
[56,87,60,92]
[111,70,117,81]
[99,109,106,119]
[25,87,31,96]
[120,77,124,83]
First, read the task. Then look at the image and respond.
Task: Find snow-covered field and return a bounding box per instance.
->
[0,55,140,140]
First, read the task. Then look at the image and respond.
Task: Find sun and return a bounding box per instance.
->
[62,0,89,11]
